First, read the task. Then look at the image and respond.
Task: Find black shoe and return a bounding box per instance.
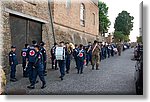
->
[92,68,94,70]
[10,78,17,82]
[66,71,69,74]
[44,73,47,76]
[27,85,35,89]
[96,68,99,70]
[23,75,28,78]
[41,83,46,89]
[61,77,63,80]
[55,68,58,70]
[14,78,18,81]
[36,80,39,84]
[80,72,83,74]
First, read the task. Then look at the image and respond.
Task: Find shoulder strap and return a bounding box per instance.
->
[77,49,83,56]
[92,44,97,53]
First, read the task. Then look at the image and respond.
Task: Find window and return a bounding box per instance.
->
[66,0,71,9]
[80,3,85,26]
[93,13,95,25]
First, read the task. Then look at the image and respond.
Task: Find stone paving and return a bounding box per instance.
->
[5,48,136,95]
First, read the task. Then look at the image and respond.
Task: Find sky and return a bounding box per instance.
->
[101,0,142,42]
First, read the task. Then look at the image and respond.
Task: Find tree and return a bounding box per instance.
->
[114,31,124,42]
[98,1,111,36]
[114,31,130,42]
[114,11,134,36]
[136,36,142,43]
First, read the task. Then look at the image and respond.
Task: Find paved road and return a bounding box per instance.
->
[5,48,136,95]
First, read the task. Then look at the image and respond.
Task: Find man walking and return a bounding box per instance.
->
[27,45,46,89]
[21,44,29,77]
[50,43,58,70]
[40,41,47,76]
[56,41,66,80]
[91,40,100,70]
[9,46,18,82]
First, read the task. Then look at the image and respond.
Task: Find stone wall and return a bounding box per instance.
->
[1,0,54,73]
[54,23,96,45]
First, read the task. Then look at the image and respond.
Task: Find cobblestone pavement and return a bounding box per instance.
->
[5,48,136,95]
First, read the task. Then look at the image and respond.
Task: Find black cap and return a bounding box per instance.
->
[54,42,57,46]
[94,40,98,43]
[59,41,64,44]
[40,41,45,46]
[32,40,37,45]
[25,44,29,48]
[11,45,16,48]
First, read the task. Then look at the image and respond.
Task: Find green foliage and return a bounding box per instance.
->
[114,11,134,36]
[136,36,142,43]
[114,31,124,42]
[98,1,111,35]
[114,31,130,42]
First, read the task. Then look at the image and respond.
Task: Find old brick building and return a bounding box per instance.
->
[0,0,99,72]
[51,0,99,44]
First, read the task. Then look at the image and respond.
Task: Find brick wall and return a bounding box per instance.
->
[53,0,99,36]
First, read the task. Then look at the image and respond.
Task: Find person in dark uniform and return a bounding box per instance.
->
[57,41,66,80]
[76,44,86,74]
[73,44,78,69]
[9,46,18,82]
[107,44,111,58]
[21,44,29,77]
[65,42,72,74]
[27,45,46,89]
[40,41,47,76]
[26,40,37,84]
[50,42,58,70]
[85,42,92,66]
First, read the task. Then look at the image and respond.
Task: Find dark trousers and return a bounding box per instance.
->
[27,62,34,83]
[58,60,65,77]
[107,50,110,58]
[111,50,114,56]
[74,57,78,68]
[66,56,71,72]
[10,64,16,79]
[77,60,84,73]
[86,53,92,66]
[51,56,57,69]
[22,61,28,77]
[32,68,46,86]
[43,62,47,73]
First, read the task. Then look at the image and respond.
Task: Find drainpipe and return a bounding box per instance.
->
[48,0,56,43]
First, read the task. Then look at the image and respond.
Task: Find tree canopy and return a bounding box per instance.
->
[98,1,111,36]
[114,11,134,36]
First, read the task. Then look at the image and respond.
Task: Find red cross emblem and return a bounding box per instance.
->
[22,52,26,57]
[29,50,35,56]
[79,53,83,57]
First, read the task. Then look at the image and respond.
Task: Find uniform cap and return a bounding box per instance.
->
[40,41,45,46]
[11,45,16,48]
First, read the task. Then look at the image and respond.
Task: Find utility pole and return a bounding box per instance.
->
[48,0,56,43]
